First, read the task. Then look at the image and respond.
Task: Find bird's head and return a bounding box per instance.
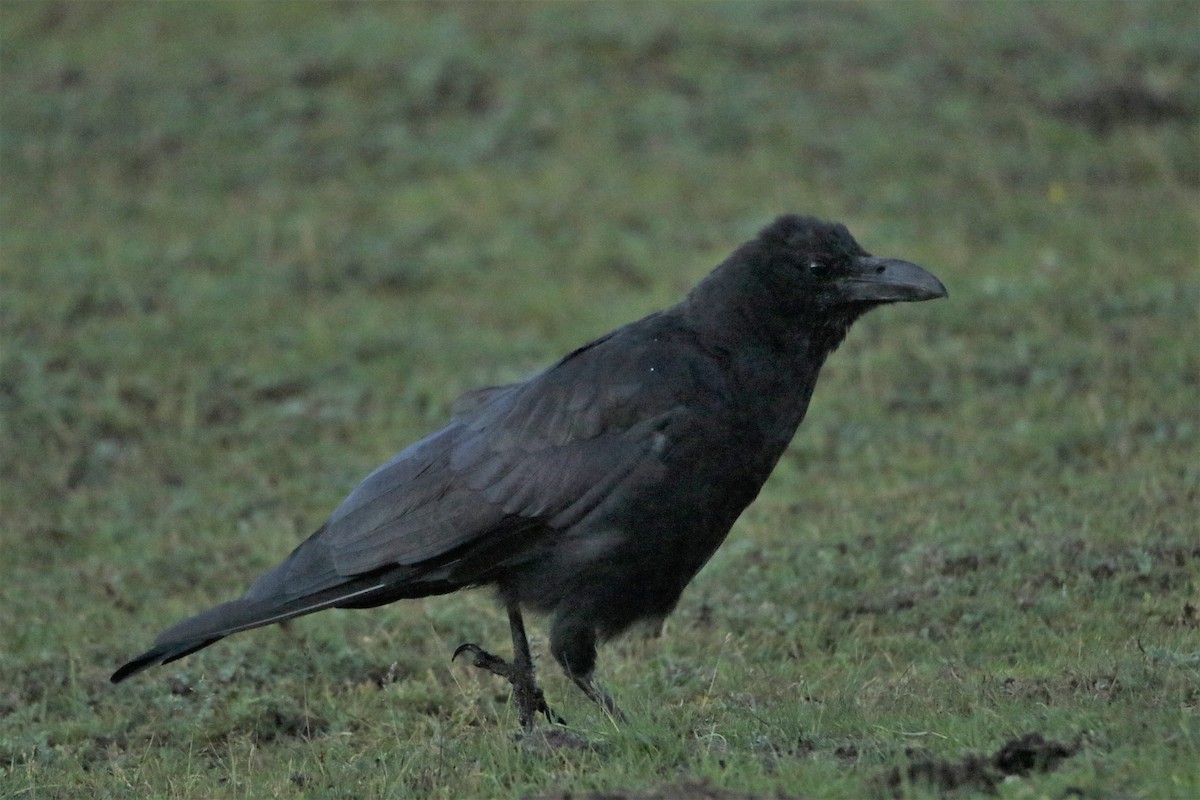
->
[751,214,947,311]
[687,215,947,355]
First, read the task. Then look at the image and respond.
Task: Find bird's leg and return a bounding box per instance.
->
[570,672,626,722]
[452,603,563,730]
[549,614,625,722]
[505,604,565,728]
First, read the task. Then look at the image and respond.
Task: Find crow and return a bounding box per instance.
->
[112,215,947,729]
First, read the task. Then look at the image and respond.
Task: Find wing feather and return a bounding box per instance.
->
[309,317,725,582]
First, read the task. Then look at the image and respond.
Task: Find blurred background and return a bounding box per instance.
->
[2,2,1197,798]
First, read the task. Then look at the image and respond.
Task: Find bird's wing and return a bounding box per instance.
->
[313,320,726,579]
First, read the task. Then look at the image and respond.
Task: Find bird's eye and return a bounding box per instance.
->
[808,261,831,279]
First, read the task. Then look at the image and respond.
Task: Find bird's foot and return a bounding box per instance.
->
[572,674,626,723]
[452,643,564,729]
[452,642,509,675]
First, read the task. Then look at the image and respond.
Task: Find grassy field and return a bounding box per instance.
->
[2,2,1197,798]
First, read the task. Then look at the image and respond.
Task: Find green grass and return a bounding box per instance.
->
[2,2,1197,798]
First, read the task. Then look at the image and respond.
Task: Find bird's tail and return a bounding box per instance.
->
[110,637,223,683]
[110,576,393,683]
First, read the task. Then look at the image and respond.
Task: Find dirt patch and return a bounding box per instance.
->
[1020,535,1199,601]
[530,779,795,800]
[991,734,1077,776]
[248,705,328,744]
[872,733,1079,797]
[877,753,996,797]
[518,727,594,753]
[1176,602,1198,629]
[198,701,329,748]
[1048,80,1195,134]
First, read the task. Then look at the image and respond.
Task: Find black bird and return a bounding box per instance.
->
[112,215,947,728]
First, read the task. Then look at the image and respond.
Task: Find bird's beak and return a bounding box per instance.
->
[842,256,948,303]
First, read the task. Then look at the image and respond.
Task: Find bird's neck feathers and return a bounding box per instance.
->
[680,256,869,366]
[805,305,869,359]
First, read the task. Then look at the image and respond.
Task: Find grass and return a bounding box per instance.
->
[2,2,1197,798]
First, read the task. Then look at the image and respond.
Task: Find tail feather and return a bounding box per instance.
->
[110,638,221,683]
[110,577,390,683]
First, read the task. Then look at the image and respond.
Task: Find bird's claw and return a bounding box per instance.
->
[452,642,509,674]
[452,642,565,729]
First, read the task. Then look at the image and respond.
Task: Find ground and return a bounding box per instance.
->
[1,2,1197,798]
